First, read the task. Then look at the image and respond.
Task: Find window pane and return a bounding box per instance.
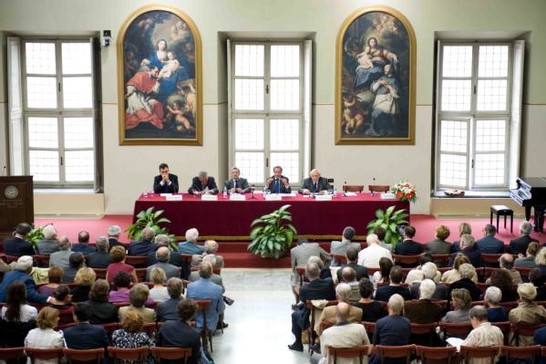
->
[475,119,506,152]
[440,120,468,153]
[270,152,300,184]
[234,119,264,149]
[478,45,509,78]
[28,117,58,148]
[442,45,472,78]
[62,43,92,74]
[476,79,507,111]
[64,117,94,148]
[234,79,264,110]
[475,153,505,185]
[65,150,94,182]
[26,77,57,108]
[25,42,56,75]
[271,45,300,77]
[270,119,299,150]
[29,150,59,182]
[63,77,92,108]
[270,80,299,110]
[439,153,467,187]
[235,45,264,77]
[441,80,471,111]
[234,152,264,183]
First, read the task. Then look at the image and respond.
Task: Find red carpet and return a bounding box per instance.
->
[34,214,544,268]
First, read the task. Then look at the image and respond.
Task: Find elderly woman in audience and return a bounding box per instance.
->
[109,271,133,303]
[112,309,155,348]
[118,283,156,323]
[426,224,452,255]
[47,284,73,326]
[535,247,546,278]
[487,269,518,302]
[63,252,85,283]
[509,283,546,346]
[106,245,138,284]
[529,268,546,301]
[86,279,117,324]
[447,263,481,301]
[149,267,170,302]
[514,241,539,268]
[372,294,411,364]
[406,258,441,284]
[484,286,508,322]
[372,257,393,287]
[441,253,478,284]
[462,305,504,364]
[71,267,96,302]
[448,234,481,268]
[24,307,65,356]
[442,288,472,323]
[38,266,64,296]
[451,222,472,252]
[354,278,387,322]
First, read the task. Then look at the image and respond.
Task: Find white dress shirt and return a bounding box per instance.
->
[357,243,392,268]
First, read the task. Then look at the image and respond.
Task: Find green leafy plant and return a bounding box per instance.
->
[248,204,297,259]
[27,224,45,250]
[367,205,408,248]
[126,207,175,249]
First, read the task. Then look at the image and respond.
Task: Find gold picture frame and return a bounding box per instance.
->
[335,6,416,145]
[117,5,202,145]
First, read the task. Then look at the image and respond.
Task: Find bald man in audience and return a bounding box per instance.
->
[146,247,181,281]
[339,267,361,301]
[317,283,362,336]
[486,253,522,285]
[372,294,411,364]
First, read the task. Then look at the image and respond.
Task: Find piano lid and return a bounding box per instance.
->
[519,177,546,188]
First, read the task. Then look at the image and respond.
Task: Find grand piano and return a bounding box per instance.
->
[510,177,546,232]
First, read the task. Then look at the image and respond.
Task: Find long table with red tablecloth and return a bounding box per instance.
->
[133,193,409,240]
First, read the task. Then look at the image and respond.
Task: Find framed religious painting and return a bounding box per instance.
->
[117,5,202,145]
[335,6,416,145]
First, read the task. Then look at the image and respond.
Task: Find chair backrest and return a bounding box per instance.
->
[414,345,457,363]
[368,185,390,193]
[460,345,500,364]
[480,253,501,267]
[491,321,511,345]
[510,322,546,346]
[107,346,149,363]
[150,347,191,362]
[439,322,473,337]
[34,254,50,267]
[101,322,120,339]
[332,254,348,264]
[328,345,370,364]
[125,255,147,267]
[342,185,364,193]
[94,268,107,279]
[63,347,104,363]
[134,268,147,281]
[294,266,306,286]
[375,345,415,364]
[0,346,25,361]
[392,254,421,266]
[502,345,541,363]
[25,347,64,363]
[142,322,158,339]
[410,322,438,335]
[431,254,451,266]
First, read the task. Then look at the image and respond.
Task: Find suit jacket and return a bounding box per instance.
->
[425,239,452,255]
[508,235,539,255]
[395,239,423,255]
[147,250,183,267]
[85,300,118,324]
[298,177,330,194]
[108,238,126,250]
[186,278,225,331]
[49,250,72,269]
[36,238,60,255]
[330,240,361,255]
[222,178,250,193]
[447,278,482,301]
[188,176,218,194]
[514,255,537,268]
[476,236,505,253]
[374,285,412,302]
[265,175,291,193]
[290,242,331,270]
[337,262,369,282]
[63,323,109,349]
[448,245,482,268]
[300,278,336,303]
[409,282,448,301]
[156,297,181,321]
[153,173,179,193]
[317,305,363,335]
[158,320,201,364]
[146,261,181,281]
[86,252,111,268]
[3,236,35,256]
[0,270,48,304]
[189,271,224,292]
[404,299,444,323]
[72,243,96,255]
[127,239,157,256]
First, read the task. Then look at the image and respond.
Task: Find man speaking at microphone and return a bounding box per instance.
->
[265,165,291,193]
[153,163,179,193]
[223,166,250,194]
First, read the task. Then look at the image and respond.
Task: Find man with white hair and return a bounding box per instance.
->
[357,234,392,268]
[298,168,330,195]
[188,255,224,291]
[0,256,50,303]
[147,234,183,268]
[192,240,225,269]
[37,224,60,255]
[188,171,219,195]
[509,220,539,255]
[408,262,448,300]
[483,286,508,322]
[178,228,204,255]
[87,236,111,268]
[373,294,411,349]
[146,247,181,281]
[128,227,157,256]
[107,225,125,250]
[316,283,363,336]
[49,236,73,270]
[404,279,444,323]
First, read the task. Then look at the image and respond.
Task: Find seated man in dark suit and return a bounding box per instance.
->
[156,277,184,321]
[3,222,35,256]
[395,225,423,255]
[153,162,179,194]
[86,236,111,268]
[508,220,538,255]
[222,166,250,194]
[336,246,368,282]
[288,261,336,352]
[147,234,183,267]
[71,231,96,255]
[63,302,109,349]
[448,234,482,268]
[265,165,291,193]
[372,294,411,364]
[447,263,482,301]
[107,225,126,250]
[374,265,412,302]
[128,227,157,256]
[188,170,218,195]
[476,224,505,253]
[298,168,330,195]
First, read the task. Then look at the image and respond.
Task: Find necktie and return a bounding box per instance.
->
[275,179,280,193]
[234,179,237,189]
[314,183,318,192]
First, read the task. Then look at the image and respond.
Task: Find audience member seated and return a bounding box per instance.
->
[408,262,447,300]
[462,305,504,361]
[487,269,518,302]
[3,222,35,256]
[24,307,64,351]
[394,225,422,256]
[146,234,183,267]
[405,255,441,284]
[442,288,472,323]
[189,255,225,292]
[476,224,504,254]
[311,302,371,364]
[425,224,452,255]
[338,267,360,301]
[86,236,111,268]
[85,279,117,324]
[533,326,546,359]
[536,247,546,278]
[38,266,64,296]
[71,230,96,255]
[372,257,393,288]
[109,271,133,303]
[404,279,444,323]
[330,226,360,265]
[374,266,412,302]
[178,227,204,255]
[192,240,225,269]
[49,236,72,271]
[106,245,138,284]
[71,267,96,303]
[107,225,125,250]
[447,263,481,301]
[149,267,170,302]
[291,238,331,274]
[146,247,180,281]
[358,234,392,268]
[451,222,472,253]
[529,268,546,301]
[1,280,38,322]
[317,283,362,336]
[353,278,388,322]
[288,261,335,352]
[63,302,109,350]
[441,253,478,284]
[0,256,49,304]
[36,224,60,255]
[509,283,546,346]
[63,252,85,283]
[448,234,481,268]
[484,286,508,322]
[372,294,411,364]
[509,221,539,255]
[112,310,156,348]
[157,298,202,364]
[375,226,393,252]
[336,246,368,282]
[46,284,73,326]
[492,253,522,284]
[514,241,539,268]
[118,283,156,323]
[128,227,157,256]
[156,277,185,321]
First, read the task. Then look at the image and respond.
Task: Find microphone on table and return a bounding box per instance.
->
[2,166,6,176]
[371,177,376,196]
[343,181,347,196]
[250,184,256,200]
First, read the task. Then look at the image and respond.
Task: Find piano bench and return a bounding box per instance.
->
[490,205,513,233]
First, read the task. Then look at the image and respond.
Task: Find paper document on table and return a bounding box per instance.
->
[446,337,464,351]
[344,192,357,197]
[380,193,396,199]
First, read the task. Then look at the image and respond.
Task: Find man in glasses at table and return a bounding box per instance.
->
[223,166,251,194]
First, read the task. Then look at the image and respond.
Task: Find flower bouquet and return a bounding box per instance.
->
[391,181,417,202]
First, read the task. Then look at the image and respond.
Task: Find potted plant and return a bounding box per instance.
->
[248,204,297,258]
[126,207,176,250]
[366,205,408,248]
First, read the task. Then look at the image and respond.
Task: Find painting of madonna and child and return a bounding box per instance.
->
[336,8,415,145]
[118,7,202,145]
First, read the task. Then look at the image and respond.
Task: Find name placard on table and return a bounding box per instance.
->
[315,194,333,201]
[265,194,282,201]
[165,194,183,201]
[201,194,218,201]
[230,193,246,201]
[380,193,396,199]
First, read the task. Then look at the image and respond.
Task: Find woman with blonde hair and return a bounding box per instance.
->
[442,288,472,323]
[149,267,170,302]
[451,222,472,252]
[441,254,478,284]
[112,309,155,348]
[24,307,65,363]
[71,267,96,302]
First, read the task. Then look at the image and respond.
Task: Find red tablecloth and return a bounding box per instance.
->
[133,193,409,240]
